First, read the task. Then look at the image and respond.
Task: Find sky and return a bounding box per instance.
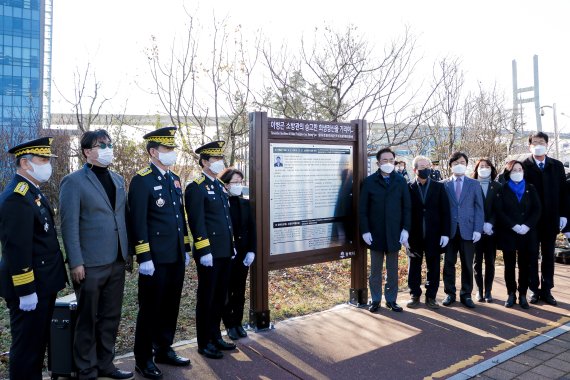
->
[50,0,570,133]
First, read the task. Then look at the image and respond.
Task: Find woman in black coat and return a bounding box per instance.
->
[472,159,502,303]
[495,160,541,309]
[219,168,257,340]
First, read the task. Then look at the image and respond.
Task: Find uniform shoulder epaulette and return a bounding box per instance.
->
[13,181,29,196]
[170,170,180,178]
[194,175,205,184]
[137,167,152,177]
[217,178,226,185]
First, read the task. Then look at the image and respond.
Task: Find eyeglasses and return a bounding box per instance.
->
[229,181,244,185]
[92,142,113,149]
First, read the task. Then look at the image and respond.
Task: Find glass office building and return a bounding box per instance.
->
[1,0,49,136]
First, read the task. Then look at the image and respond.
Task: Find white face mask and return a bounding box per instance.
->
[477,168,491,179]
[530,144,547,156]
[380,163,395,174]
[97,148,114,166]
[209,159,225,174]
[158,151,177,167]
[27,161,52,183]
[229,185,243,196]
[510,172,524,183]
[452,164,467,175]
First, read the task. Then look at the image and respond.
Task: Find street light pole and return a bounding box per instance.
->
[540,104,560,160]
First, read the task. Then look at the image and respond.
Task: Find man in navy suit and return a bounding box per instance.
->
[522,131,569,305]
[442,152,484,308]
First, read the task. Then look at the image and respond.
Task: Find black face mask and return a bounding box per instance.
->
[417,168,431,179]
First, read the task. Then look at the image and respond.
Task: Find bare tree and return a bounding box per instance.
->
[146,11,259,172]
[54,63,112,133]
[259,25,443,148]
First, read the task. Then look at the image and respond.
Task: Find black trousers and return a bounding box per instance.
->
[503,249,530,295]
[407,244,440,299]
[134,261,185,362]
[443,228,475,299]
[73,261,125,380]
[195,257,231,348]
[474,234,496,294]
[222,259,250,329]
[529,231,556,294]
[7,294,56,380]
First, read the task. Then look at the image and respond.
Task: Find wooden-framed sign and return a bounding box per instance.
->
[248,113,369,330]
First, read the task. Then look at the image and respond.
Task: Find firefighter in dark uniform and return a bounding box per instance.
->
[129,127,191,379]
[0,137,67,380]
[184,140,236,359]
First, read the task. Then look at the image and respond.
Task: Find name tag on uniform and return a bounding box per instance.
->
[208,191,215,194]
[154,186,163,190]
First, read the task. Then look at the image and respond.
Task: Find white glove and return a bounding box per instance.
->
[440,236,449,248]
[564,232,570,239]
[243,252,255,266]
[362,232,373,246]
[139,260,155,276]
[200,253,213,267]
[512,224,522,234]
[19,292,38,311]
[472,231,481,243]
[185,252,190,267]
[483,223,494,235]
[518,224,530,235]
[399,229,409,248]
[560,217,567,230]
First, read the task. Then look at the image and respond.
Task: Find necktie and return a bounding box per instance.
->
[384,176,390,186]
[455,177,462,200]
[539,162,544,171]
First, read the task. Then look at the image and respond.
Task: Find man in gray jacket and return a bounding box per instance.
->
[60,129,133,380]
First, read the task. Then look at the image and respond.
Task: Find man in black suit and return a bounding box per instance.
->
[521,131,570,305]
[129,127,192,379]
[406,156,450,309]
[0,137,67,380]
[274,156,283,167]
[185,141,236,359]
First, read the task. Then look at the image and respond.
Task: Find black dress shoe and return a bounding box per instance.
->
[461,298,476,308]
[237,325,248,337]
[505,293,516,308]
[442,295,455,306]
[425,297,440,309]
[406,296,420,309]
[99,368,134,380]
[519,294,530,309]
[227,327,240,340]
[484,291,493,303]
[529,292,540,304]
[155,349,191,367]
[385,301,403,312]
[215,338,237,350]
[135,360,163,380]
[368,301,380,312]
[543,292,558,306]
[198,343,223,359]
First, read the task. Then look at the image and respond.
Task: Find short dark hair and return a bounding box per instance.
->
[219,168,244,184]
[448,151,468,167]
[528,131,549,144]
[15,154,34,168]
[472,158,497,180]
[376,148,395,161]
[80,129,111,158]
[503,160,524,182]
[146,141,160,155]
